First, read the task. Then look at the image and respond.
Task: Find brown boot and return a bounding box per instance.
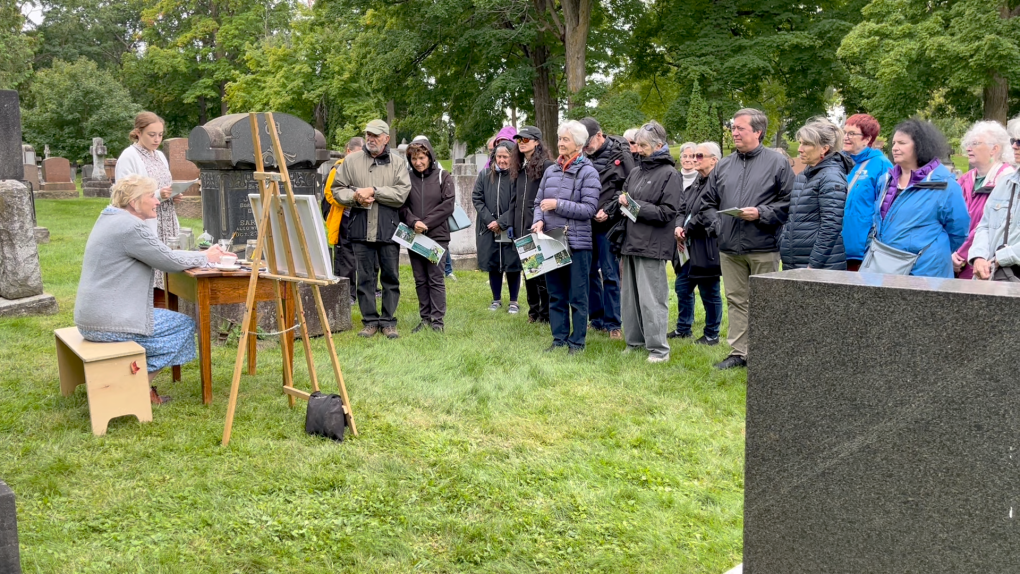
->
[609,329,623,340]
[358,325,379,338]
[382,326,400,339]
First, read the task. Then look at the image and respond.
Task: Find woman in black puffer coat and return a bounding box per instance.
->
[780,117,851,270]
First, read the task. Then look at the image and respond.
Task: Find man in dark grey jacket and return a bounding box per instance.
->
[700,108,793,369]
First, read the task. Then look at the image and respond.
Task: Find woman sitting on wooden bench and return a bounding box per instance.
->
[74,174,226,404]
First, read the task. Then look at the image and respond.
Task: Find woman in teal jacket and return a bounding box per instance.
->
[867,119,970,278]
[841,114,894,270]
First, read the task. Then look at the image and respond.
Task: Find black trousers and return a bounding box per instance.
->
[524,275,549,321]
[409,243,448,327]
[352,241,400,327]
[332,216,357,289]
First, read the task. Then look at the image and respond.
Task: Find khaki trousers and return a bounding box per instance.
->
[719,251,780,358]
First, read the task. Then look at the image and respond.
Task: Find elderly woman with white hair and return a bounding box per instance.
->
[75,175,226,404]
[623,128,640,162]
[779,117,852,270]
[531,120,600,354]
[678,142,699,190]
[617,121,683,363]
[970,115,1020,281]
[952,121,1015,279]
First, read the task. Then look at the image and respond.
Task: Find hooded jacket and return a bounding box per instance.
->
[868,161,970,278]
[969,170,1020,268]
[513,156,556,238]
[532,155,600,251]
[473,165,521,272]
[842,146,894,261]
[619,149,683,261]
[588,135,635,232]
[400,141,456,243]
[954,162,1014,278]
[331,147,412,243]
[323,158,346,245]
[699,144,793,255]
[780,151,852,270]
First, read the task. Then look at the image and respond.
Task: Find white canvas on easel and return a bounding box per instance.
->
[248,193,335,282]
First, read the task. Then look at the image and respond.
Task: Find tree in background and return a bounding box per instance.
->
[839,0,1020,126]
[29,0,141,71]
[0,1,34,90]
[682,80,714,144]
[22,58,139,161]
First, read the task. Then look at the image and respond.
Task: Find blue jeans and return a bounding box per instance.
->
[673,261,722,338]
[588,230,622,331]
[444,250,453,275]
[546,249,592,349]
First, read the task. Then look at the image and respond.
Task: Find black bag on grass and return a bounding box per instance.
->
[305,392,346,442]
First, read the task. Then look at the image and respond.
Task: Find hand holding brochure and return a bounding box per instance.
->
[515,227,572,279]
[169,179,200,198]
[620,194,640,222]
[392,223,446,264]
[719,207,745,217]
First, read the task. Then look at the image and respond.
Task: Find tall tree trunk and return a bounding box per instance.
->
[314,96,327,134]
[198,95,207,125]
[386,99,396,141]
[219,81,228,116]
[983,74,1008,124]
[530,43,558,150]
[561,0,591,112]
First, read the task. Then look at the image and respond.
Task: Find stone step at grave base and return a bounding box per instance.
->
[35,188,78,199]
[82,178,112,198]
[33,227,49,244]
[723,565,742,574]
[174,196,202,220]
[39,182,76,190]
[174,278,350,341]
[397,251,477,270]
[0,293,59,318]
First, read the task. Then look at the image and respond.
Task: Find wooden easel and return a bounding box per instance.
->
[221,112,357,446]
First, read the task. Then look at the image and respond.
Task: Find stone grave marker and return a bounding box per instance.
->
[82,138,112,198]
[744,269,1020,573]
[38,157,77,199]
[0,480,20,574]
[0,91,23,181]
[0,180,58,317]
[104,158,116,182]
[163,138,202,218]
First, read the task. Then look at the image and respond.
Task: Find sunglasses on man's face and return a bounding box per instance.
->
[695,153,712,160]
[1011,138,1020,147]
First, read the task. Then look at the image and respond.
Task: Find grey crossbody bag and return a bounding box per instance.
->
[860,172,941,275]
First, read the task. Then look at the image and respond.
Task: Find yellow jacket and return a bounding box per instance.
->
[323,158,345,245]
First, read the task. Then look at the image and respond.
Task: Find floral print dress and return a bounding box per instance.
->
[132,143,179,290]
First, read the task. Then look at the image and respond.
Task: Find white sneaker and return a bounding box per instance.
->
[647,354,670,364]
[446,273,457,281]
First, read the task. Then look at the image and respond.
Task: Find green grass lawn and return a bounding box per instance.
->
[1,198,745,573]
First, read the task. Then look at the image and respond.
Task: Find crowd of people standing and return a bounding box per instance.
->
[322,108,1020,368]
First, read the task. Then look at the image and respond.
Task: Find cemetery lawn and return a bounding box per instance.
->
[1,198,746,573]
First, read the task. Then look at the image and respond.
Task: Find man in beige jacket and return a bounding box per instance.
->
[332,119,411,338]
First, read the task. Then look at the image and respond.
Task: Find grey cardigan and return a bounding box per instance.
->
[75,207,208,336]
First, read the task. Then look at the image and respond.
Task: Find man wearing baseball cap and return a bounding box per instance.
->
[579,116,634,340]
[331,119,411,339]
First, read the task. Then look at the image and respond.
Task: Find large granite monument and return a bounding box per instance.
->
[82,138,112,198]
[0,91,23,182]
[163,137,202,219]
[743,269,1020,573]
[187,113,328,249]
[0,181,58,316]
[0,480,20,574]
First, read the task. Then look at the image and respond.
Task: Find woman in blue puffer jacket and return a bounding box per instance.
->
[532,120,600,354]
[841,114,894,270]
[865,119,970,278]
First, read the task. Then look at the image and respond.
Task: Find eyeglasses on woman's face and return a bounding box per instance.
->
[845,130,862,138]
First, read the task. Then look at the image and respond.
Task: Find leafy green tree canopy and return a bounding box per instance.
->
[22,57,140,161]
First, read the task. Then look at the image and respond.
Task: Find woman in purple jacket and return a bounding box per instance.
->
[532,120,601,354]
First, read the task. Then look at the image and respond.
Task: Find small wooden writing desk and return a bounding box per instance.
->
[166,267,295,404]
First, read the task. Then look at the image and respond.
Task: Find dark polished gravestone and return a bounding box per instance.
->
[187,113,328,250]
[0,91,23,181]
[743,269,1020,573]
[0,480,21,574]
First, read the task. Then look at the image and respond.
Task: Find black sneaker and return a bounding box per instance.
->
[567,346,584,355]
[695,335,720,346]
[411,322,428,334]
[714,354,747,370]
[544,344,565,353]
[667,329,692,339]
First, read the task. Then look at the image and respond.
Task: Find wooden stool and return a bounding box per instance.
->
[55,327,153,436]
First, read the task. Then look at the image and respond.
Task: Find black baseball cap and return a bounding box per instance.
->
[514,126,542,141]
[580,117,601,139]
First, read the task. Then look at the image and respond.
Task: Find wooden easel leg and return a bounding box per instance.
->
[272,280,296,407]
[247,305,258,375]
[290,282,321,394]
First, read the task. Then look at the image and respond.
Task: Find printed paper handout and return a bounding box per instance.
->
[515,227,572,279]
[719,207,745,217]
[393,223,446,264]
[620,194,640,222]
[170,179,200,198]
